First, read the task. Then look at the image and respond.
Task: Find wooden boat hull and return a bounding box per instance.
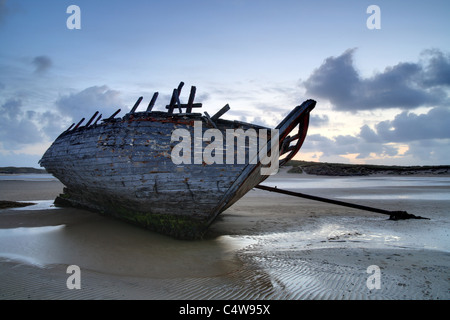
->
[40,87,315,239]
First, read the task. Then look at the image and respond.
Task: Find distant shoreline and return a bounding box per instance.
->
[286,160,450,176]
[2,163,450,177]
[0,167,47,174]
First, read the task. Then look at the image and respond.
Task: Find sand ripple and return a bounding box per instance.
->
[2,247,448,300]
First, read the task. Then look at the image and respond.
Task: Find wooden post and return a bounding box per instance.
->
[186,86,196,113]
[176,93,182,113]
[204,112,218,129]
[211,104,230,121]
[93,114,102,125]
[168,89,178,114]
[175,82,184,113]
[177,82,184,97]
[130,96,143,114]
[85,111,99,127]
[65,123,75,132]
[73,118,85,130]
[147,92,159,112]
[107,109,121,120]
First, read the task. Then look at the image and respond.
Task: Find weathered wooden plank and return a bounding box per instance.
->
[146,92,159,112]
[211,104,230,121]
[129,96,143,114]
[186,86,196,113]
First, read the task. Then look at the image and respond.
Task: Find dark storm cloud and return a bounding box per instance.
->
[302,49,450,111]
[32,55,52,74]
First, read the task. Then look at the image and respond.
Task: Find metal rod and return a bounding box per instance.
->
[255,184,429,220]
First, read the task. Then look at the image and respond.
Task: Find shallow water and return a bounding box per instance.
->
[1,175,449,299]
[0,174,56,181]
[0,215,250,278]
[265,176,450,201]
[267,175,450,188]
[9,200,60,211]
[259,176,450,251]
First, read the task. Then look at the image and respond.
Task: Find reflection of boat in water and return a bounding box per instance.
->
[40,83,315,239]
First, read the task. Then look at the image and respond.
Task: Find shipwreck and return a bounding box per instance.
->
[40,82,315,239]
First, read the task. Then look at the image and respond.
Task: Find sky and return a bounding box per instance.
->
[1,0,450,168]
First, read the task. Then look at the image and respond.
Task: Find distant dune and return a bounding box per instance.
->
[0,167,47,174]
[286,160,450,176]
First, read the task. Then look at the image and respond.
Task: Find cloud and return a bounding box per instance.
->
[0,98,45,149]
[301,106,450,164]
[302,132,407,164]
[39,110,68,139]
[32,55,52,74]
[0,85,125,158]
[1,98,21,120]
[302,49,450,111]
[405,139,450,164]
[310,114,329,127]
[420,49,450,88]
[360,107,450,143]
[55,85,124,123]
[32,56,53,74]
[298,48,450,165]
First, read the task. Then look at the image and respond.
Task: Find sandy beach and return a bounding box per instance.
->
[0,169,449,300]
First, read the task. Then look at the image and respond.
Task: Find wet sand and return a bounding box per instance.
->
[0,171,449,300]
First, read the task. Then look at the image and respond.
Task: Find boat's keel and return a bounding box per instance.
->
[54,188,211,240]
